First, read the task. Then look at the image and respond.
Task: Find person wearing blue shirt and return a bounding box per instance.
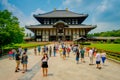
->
[38,46,41,55]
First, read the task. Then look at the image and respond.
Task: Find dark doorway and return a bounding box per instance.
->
[58,36,63,41]
[65,36,71,41]
[49,36,56,41]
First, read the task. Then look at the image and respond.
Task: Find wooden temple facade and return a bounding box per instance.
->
[26,9,96,41]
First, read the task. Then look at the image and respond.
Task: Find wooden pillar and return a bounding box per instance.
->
[56,28,58,41]
[41,29,43,41]
[34,29,37,41]
[48,29,50,41]
[71,29,73,41]
[63,28,65,41]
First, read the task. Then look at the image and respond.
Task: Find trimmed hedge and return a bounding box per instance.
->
[114,39,120,44]
[74,42,91,45]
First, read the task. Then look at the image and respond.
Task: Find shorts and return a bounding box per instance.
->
[81,54,84,58]
[42,62,48,68]
[16,60,20,65]
[22,61,28,64]
[96,61,100,64]
[101,57,106,62]
[76,57,79,61]
[9,54,13,57]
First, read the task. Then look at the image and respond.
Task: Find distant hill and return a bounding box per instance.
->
[88,29,120,37]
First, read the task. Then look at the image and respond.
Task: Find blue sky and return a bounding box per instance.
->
[0,0,120,33]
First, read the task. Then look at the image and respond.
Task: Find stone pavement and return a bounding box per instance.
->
[0,44,120,80]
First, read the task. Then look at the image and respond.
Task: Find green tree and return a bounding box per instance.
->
[0,10,24,47]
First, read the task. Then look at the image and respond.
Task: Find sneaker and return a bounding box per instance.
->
[15,70,18,72]
[18,68,20,70]
[98,67,102,69]
[22,71,25,73]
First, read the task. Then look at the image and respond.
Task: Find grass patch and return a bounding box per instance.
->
[86,43,120,62]
[1,42,50,55]
[88,43,120,53]
[14,42,50,48]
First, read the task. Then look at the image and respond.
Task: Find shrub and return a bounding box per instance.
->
[80,42,91,45]
[114,39,120,44]
[107,39,111,43]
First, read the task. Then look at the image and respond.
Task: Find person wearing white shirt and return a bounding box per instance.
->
[88,49,94,65]
[96,52,101,69]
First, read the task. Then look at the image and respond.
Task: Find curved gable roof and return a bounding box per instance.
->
[34,10,88,18]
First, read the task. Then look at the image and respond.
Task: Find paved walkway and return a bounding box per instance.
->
[0,44,120,80]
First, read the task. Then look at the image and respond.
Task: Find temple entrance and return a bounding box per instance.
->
[49,36,56,41]
[53,20,68,41]
[65,36,71,41]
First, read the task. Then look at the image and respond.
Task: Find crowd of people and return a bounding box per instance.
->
[7,42,107,76]
[36,42,107,76]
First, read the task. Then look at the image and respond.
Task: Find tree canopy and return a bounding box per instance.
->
[88,29,120,37]
[0,10,24,47]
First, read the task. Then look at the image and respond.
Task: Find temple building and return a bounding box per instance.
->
[26,9,96,41]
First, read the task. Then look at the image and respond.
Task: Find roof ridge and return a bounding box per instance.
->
[34,9,87,16]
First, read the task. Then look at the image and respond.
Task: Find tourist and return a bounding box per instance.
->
[21,52,28,73]
[93,50,97,57]
[53,45,56,57]
[86,47,90,57]
[101,51,106,65]
[73,45,77,55]
[56,44,59,53]
[67,46,70,57]
[93,48,97,57]
[80,48,85,63]
[96,51,101,69]
[63,47,66,60]
[34,47,37,55]
[42,48,45,55]
[49,46,52,57]
[88,48,94,65]
[38,45,41,55]
[41,53,49,77]
[76,49,80,64]
[0,49,2,57]
[15,50,21,72]
[18,47,22,55]
[44,45,47,53]
[46,46,48,54]
[59,47,63,57]
[12,48,16,59]
[24,48,28,53]
[8,49,13,60]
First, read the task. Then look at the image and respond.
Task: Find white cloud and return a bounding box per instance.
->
[1,0,45,34]
[92,0,112,23]
[62,0,82,8]
[89,22,120,33]
[90,0,120,33]
[96,0,108,13]
[26,8,45,25]
[31,8,45,15]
